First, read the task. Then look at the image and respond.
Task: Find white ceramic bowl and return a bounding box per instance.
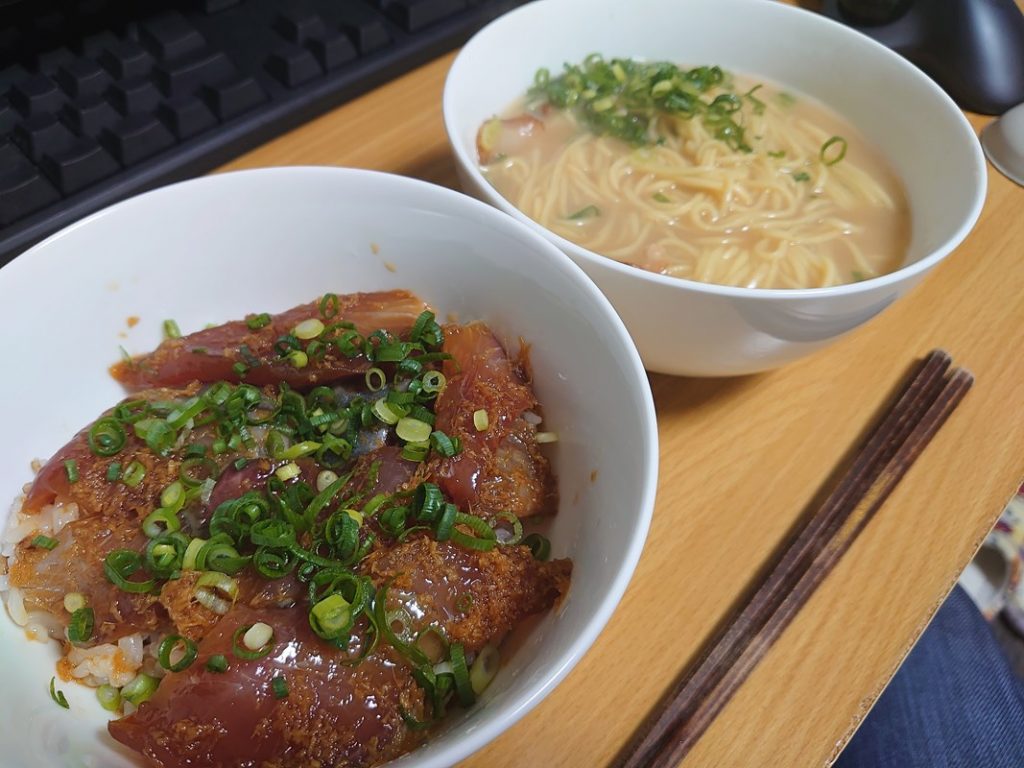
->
[444,0,987,376]
[0,168,657,768]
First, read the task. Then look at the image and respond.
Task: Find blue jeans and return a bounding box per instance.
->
[835,586,1024,768]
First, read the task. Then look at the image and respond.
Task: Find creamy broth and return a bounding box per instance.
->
[480,65,910,289]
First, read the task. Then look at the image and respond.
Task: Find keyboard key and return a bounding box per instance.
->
[99,40,154,81]
[201,76,265,120]
[78,30,120,58]
[202,0,243,12]
[274,7,327,44]
[266,45,322,88]
[34,47,76,75]
[109,76,162,114]
[141,12,205,61]
[379,0,466,32]
[0,143,60,226]
[9,74,64,117]
[0,64,32,98]
[0,97,17,135]
[61,97,121,137]
[101,114,175,165]
[56,59,111,101]
[158,94,217,140]
[12,114,76,162]
[340,16,392,55]
[41,139,119,194]
[308,32,357,72]
[156,49,234,95]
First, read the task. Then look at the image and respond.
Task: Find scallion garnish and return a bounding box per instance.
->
[96,684,121,712]
[271,675,289,699]
[121,673,159,706]
[206,654,229,673]
[163,319,181,339]
[567,204,600,220]
[67,606,94,643]
[246,313,272,330]
[820,135,848,166]
[450,643,475,707]
[121,460,147,488]
[653,192,671,203]
[767,150,785,159]
[232,623,275,660]
[791,171,811,183]
[88,418,126,457]
[523,533,551,561]
[103,549,155,593]
[158,635,198,672]
[49,677,69,709]
[63,459,79,483]
[31,534,59,550]
[106,462,122,482]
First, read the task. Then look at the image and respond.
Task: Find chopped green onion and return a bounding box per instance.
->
[767,150,786,158]
[652,192,671,203]
[121,673,159,706]
[271,675,289,699]
[63,592,86,613]
[820,135,848,166]
[88,418,127,457]
[430,430,458,458]
[232,362,249,377]
[421,371,446,393]
[274,440,321,460]
[233,622,275,660]
[246,312,272,330]
[470,644,500,694]
[194,571,239,615]
[396,417,432,443]
[158,635,198,672]
[163,319,181,339]
[63,459,79,483]
[67,606,94,643]
[288,350,308,369]
[319,293,340,319]
[401,441,430,462]
[206,654,229,673]
[96,684,121,712]
[450,643,475,707]
[31,534,58,551]
[233,457,248,471]
[473,409,489,432]
[567,204,600,220]
[103,549,155,594]
[372,399,404,425]
[49,677,69,709]
[293,318,325,340]
[450,513,497,552]
[179,456,218,487]
[275,462,301,482]
[316,470,340,492]
[106,462,122,482]
[309,593,353,640]
[523,533,551,561]
[791,171,811,183]
[852,270,867,282]
[365,367,386,391]
[493,511,524,546]
[142,508,180,539]
[121,460,147,488]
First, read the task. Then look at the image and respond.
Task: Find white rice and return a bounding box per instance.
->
[2,488,146,689]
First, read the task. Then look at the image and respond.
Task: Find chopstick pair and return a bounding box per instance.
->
[613,349,973,768]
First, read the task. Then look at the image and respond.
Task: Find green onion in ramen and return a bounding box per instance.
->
[478,56,910,289]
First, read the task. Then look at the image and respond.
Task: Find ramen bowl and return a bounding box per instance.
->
[444,0,986,376]
[0,168,657,767]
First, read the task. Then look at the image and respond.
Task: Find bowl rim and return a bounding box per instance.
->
[1,166,660,767]
[442,0,988,301]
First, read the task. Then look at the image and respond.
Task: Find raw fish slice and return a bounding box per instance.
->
[111,290,429,390]
[363,535,571,652]
[432,322,557,518]
[108,605,426,768]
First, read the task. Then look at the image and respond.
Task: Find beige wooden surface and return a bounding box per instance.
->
[219,49,1024,768]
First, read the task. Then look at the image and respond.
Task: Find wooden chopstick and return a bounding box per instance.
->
[613,350,973,768]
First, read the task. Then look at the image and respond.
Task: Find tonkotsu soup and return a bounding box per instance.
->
[478,57,910,289]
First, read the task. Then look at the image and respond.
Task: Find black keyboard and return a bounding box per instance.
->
[0,0,530,266]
